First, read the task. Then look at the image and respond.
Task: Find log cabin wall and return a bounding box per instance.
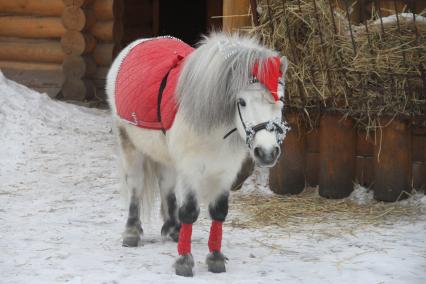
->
[0,0,222,101]
[0,0,66,97]
[0,0,118,100]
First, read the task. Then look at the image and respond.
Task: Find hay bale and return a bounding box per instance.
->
[343,13,426,129]
[252,0,349,114]
[251,0,426,129]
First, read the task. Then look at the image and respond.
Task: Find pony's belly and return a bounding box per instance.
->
[123,123,173,165]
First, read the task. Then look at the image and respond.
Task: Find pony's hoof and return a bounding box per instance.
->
[122,226,142,247]
[122,235,140,247]
[174,254,194,277]
[161,221,180,242]
[206,251,227,273]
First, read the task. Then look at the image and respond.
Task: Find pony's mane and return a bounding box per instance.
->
[176,32,279,134]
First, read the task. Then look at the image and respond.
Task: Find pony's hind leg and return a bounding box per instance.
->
[117,126,144,247]
[123,189,143,247]
[159,167,180,242]
[206,192,229,273]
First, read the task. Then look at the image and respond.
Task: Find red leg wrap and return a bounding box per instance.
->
[177,223,192,255]
[208,220,223,252]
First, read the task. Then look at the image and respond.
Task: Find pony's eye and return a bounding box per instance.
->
[238,98,246,107]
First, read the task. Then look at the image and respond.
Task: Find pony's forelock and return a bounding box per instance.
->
[176,32,279,134]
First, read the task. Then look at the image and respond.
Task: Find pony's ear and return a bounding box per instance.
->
[280,56,289,76]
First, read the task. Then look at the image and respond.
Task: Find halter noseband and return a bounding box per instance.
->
[223,98,290,148]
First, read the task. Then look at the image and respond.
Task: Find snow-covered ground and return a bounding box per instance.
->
[0,72,425,284]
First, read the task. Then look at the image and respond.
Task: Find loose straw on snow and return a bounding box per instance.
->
[229,186,424,236]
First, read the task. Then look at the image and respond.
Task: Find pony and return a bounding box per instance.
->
[106,32,289,277]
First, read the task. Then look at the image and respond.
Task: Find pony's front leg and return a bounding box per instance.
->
[174,192,199,277]
[206,192,229,273]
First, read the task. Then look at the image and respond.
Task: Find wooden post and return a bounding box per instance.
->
[319,114,356,199]
[231,158,254,191]
[412,128,426,192]
[88,0,123,99]
[269,113,306,195]
[61,0,96,101]
[222,0,251,32]
[305,128,319,187]
[93,43,113,66]
[355,131,374,187]
[373,119,412,202]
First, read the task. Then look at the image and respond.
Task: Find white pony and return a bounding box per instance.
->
[106,32,289,277]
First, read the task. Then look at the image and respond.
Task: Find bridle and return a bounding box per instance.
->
[222,55,290,148]
[223,79,290,148]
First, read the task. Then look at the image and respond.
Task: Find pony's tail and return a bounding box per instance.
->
[118,142,160,222]
[139,155,160,221]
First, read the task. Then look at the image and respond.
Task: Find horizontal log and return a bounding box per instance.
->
[63,0,94,7]
[90,20,123,42]
[0,40,64,63]
[61,31,96,55]
[62,78,95,100]
[0,61,61,71]
[62,55,96,78]
[0,16,65,39]
[62,6,95,31]
[93,43,113,66]
[93,0,113,21]
[1,61,63,97]
[0,0,64,17]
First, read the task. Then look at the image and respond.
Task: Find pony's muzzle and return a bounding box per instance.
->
[253,146,281,167]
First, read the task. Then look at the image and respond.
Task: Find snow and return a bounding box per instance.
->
[372,13,426,25]
[1,72,426,284]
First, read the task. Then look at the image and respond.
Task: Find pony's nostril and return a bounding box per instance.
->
[273,146,280,157]
[254,147,262,158]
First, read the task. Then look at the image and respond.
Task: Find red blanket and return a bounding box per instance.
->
[115,37,194,130]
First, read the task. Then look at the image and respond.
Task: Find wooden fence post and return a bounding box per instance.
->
[412,128,426,191]
[319,113,356,199]
[222,0,251,32]
[373,119,412,201]
[269,113,306,195]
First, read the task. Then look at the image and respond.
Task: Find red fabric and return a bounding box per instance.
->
[208,220,223,252]
[115,37,194,130]
[178,223,192,255]
[252,56,282,101]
